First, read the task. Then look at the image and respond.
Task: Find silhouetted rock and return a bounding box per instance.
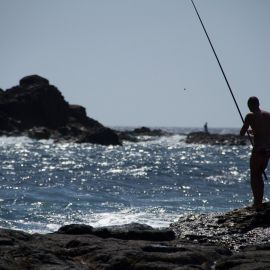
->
[0,223,230,270]
[3,205,270,269]
[77,127,120,145]
[57,222,175,241]
[0,75,121,145]
[117,126,170,142]
[28,126,51,140]
[19,74,49,88]
[186,132,249,146]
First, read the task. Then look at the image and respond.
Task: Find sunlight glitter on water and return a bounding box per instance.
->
[0,131,259,233]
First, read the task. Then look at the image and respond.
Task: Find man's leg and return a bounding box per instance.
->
[250,152,264,209]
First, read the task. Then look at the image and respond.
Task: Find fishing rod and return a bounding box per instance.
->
[190,0,268,180]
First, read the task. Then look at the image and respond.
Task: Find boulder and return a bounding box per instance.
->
[57,222,175,241]
[77,127,122,146]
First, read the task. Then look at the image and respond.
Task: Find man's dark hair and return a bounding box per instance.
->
[248,96,260,108]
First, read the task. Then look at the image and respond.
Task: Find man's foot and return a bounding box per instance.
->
[252,202,265,212]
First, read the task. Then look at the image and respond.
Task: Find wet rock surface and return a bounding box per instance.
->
[0,75,121,146]
[2,205,270,269]
[186,132,249,146]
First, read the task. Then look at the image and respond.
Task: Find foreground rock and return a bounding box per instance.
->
[171,202,270,250]
[171,202,270,269]
[186,132,249,146]
[0,223,230,270]
[2,204,270,269]
[0,75,121,145]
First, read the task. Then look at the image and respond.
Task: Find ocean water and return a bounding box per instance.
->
[0,127,266,233]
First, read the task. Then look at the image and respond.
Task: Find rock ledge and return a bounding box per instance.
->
[2,205,270,269]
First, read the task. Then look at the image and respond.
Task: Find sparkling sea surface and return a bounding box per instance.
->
[0,127,266,233]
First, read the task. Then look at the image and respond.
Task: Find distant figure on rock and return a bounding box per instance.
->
[204,122,209,134]
[240,96,270,211]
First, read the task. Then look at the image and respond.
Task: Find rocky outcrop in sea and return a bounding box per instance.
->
[186,132,249,146]
[0,75,121,146]
[117,126,171,142]
[2,204,270,269]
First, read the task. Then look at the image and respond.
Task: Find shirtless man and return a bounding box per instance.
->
[240,96,270,210]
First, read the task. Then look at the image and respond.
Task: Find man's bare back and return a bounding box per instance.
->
[241,110,270,151]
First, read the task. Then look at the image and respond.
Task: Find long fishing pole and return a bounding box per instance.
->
[190,0,268,180]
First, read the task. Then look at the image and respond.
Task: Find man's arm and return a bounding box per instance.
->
[240,114,251,136]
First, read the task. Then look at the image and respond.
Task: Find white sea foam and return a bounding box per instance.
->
[73,208,181,229]
[0,136,33,146]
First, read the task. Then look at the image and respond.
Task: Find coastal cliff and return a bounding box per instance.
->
[1,204,270,269]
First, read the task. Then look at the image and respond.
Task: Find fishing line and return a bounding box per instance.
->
[190,0,267,180]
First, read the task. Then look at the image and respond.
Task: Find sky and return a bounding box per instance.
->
[1,0,270,128]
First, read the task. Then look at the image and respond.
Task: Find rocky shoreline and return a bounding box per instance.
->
[1,203,270,269]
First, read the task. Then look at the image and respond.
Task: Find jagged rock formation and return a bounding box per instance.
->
[0,75,121,145]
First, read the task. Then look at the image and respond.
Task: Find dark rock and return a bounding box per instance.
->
[3,84,69,129]
[0,113,21,132]
[0,75,121,146]
[19,74,49,88]
[117,126,170,142]
[186,132,249,146]
[77,127,122,146]
[134,126,152,134]
[171,202,270,251]
[133,126,166,136]
[28,126,51,140]
[3,206,270,269]
[58,224,94,235]
[215,250,270,270]
[117,131,139,143]
[215,204,270,234]
[0,224,231,270]
[0,237,14,246]
[69,104,87,119]
[170,203,270,269]
[57,222,175,241]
